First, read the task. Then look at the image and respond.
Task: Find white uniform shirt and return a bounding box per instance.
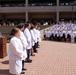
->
[46,31,50,38]
[57,31,60,37]
[9,37,23,74]
[20,31,28,49]
[63,31,67,38]
[43,31,46,35]
[24,28,32,49]
[60,31,63,37]
[70,31,75,43]
[48,31,51,37]
[33,28,38,43]
[37,30,41,42]
[30,29,36,46]
[19,31,28,60]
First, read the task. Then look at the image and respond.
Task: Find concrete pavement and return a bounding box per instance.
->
[0,41,76,75]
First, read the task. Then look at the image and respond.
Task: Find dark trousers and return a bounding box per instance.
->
[22,60,24,69]
[74,37,76,43]
[37,42,39,47]
[33,43,37,52]
[27,49,31,61]
[57,36,60,42]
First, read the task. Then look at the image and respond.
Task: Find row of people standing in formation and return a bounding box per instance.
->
[43,22,76,43]
[9,23,41,75]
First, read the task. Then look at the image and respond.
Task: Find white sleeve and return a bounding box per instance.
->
[37,31,39,38]
[24,30,30,42]
[10,40,23,59]
[38,31,40,38]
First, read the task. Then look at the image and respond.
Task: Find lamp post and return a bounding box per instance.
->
[25,0,28,23]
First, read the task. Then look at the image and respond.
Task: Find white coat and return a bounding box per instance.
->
[9,37,24,74]
[45,31,48,37]
[44,31,47,37]
[70,32,75,43]
[30,29,36,46]
[43,31,46,36]
[60,31,63,37]
[37,30,41,42]
[19,31,28,60]
[24,28,32,49]
[33,28,38,43]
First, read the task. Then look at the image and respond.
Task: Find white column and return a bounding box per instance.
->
[26,0,28,7]
[56,0,59,23]
[26,12,28,22]
[57,0,59,6]
[56,11,59,23]
[25,0,28,22]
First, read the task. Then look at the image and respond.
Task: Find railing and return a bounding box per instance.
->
[59,2,76,6]
[28,3,56,6]
[0,3,76,7]
[0,4,25,7]
[0,3,56,7]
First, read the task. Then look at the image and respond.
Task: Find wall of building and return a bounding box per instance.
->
[0,0,76,23]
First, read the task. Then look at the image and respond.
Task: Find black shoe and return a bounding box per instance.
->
[25,59,32,63]
[27,59,32,62]
[37,46,39,48]
[22,68,27,71]
[34,49,38,51]
[34,51,38,53]
[31,54,35,56]
[20,72,25,74]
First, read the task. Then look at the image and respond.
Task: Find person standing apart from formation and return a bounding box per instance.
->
[9,28,25,75]
[24,23,32,63]
[43,30,46,40]
[17,24,28,74]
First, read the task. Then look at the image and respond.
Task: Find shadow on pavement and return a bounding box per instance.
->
[1,60,9,64]
[0,69,10,75]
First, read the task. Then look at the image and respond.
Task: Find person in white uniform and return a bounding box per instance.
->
[17,24,28,74]
[70,30,75,43]
[37,26,41,47]
[24,23,32,62]
[9,28,25,75]
[30,24,36,56]
[33,24,38,53]
[43,30,46,40]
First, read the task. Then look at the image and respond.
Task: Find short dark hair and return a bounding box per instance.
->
[10,28,19,36]
[17,24,24,29]
[24,23,29,28]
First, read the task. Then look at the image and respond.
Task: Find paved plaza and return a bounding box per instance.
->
[0,41,76,75]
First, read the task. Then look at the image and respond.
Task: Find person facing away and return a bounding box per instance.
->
[24,23,32,63]
[16,24,28,74]
[9,28,25,75]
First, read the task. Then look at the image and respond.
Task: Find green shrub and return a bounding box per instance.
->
[40,20,44,25]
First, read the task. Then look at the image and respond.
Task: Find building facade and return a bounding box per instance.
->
[0,0,76,23]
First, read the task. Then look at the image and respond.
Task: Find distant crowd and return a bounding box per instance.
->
[43,21,76,43]
[0,2,75,7]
